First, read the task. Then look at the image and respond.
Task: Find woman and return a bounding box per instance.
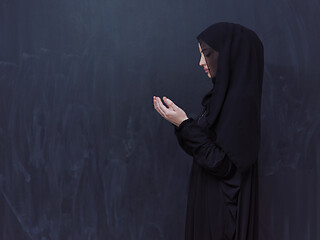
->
[153,22,264,240]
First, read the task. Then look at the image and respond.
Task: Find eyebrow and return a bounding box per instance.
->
[200,48,210,53]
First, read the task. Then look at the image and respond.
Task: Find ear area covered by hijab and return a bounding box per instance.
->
[196,22,264,173]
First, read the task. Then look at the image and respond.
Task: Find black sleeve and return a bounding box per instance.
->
[173,119,194,156]
[173,118,236,179]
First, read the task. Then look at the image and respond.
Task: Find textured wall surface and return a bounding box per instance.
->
[0,0,319,239]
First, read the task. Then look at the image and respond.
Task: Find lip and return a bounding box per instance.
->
[204,69,209,72]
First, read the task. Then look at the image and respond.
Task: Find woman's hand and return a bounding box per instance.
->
[153,96,188,127]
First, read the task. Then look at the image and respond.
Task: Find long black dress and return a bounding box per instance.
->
[172,22,263,240]
[173,100,259,240]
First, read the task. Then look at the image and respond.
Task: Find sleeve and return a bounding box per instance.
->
[173,118,236,179]
[173,119,194,156]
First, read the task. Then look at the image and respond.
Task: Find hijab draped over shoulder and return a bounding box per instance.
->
[197,22,264,173]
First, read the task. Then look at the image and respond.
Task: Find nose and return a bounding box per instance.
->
[199,54,206,66]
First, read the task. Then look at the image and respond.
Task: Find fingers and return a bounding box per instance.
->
[162,96,172,110]
[153,96,166,118]
[163,96,178,111]
[157,97,170,116]
[153,96,161,115]
[153,96,173,119]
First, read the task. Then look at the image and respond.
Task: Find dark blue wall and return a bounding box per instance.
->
[0,0,319,239]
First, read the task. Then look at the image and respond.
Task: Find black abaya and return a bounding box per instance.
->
[173,22,263,240]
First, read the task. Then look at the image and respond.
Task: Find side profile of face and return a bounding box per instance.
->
[198,42,219,79]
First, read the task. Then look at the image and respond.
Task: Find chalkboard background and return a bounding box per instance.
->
[0,0,319,239]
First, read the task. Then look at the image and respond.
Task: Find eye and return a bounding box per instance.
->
[202,50,211,58]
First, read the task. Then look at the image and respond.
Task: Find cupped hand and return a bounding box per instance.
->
[153,96,188,127]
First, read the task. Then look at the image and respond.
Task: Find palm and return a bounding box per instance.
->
[153,96,188,127]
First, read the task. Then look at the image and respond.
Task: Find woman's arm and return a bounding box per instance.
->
[174,118,236,179]
[172,121,194,156]
[153,95,236,179]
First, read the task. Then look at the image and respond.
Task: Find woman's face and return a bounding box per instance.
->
[198,42,219,79]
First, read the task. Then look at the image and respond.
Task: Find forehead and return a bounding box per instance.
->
[198,43,201,51]
[198,42,206,52]
[199,40,211,48]
[198,42,211,53]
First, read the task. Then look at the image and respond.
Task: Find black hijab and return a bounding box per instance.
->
[197,22,264,173]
